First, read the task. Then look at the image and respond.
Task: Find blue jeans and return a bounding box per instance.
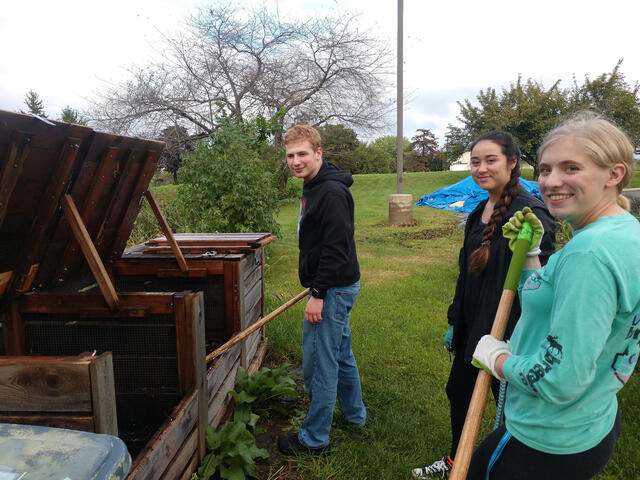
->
[298,281,366,448]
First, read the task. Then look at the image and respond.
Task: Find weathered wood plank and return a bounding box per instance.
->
[144,190,188,272]
[161,428,198,480]
[52,146,120,285]
[60,194,119,310]
[127,390,198,480]
[19,292,175,315]
[0,132,31,224]
[108,150,159,265]
[89,352,118,435]
[0,414,94,432]
[2,300,25,354]
[206,341,242,400]
[114,260,224,276]
[208,361,239,426]
[223,262,238,336]
[0,357,92,412]
[1,137,81,301]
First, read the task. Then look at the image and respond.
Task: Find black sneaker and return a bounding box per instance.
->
[277,434,330,456]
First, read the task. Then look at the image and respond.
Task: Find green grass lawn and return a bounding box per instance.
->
[261,169,640,480]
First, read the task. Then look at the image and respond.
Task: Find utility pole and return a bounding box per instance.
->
[389,0,413,225]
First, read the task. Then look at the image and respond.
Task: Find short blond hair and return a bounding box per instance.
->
[284,125,322,151]
[539,112,635,209]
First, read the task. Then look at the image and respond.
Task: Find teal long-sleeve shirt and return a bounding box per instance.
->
[503,212,640,454]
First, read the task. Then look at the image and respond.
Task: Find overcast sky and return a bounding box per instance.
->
[2,0,639,144]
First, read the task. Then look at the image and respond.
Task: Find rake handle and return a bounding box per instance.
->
[449,223,533,480]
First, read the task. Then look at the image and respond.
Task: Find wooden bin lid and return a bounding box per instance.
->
[143,233,276,254]
[0,110,164,296]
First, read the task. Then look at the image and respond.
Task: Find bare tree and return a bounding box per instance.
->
[89,2,393,140]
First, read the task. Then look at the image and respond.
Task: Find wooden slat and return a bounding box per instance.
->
[173,290,207,461]
[146,232,272,246]
[144,245,255,254]
[0,414,94,432]
[0,356,92,412]
[2,300,25,355]
[144,190,188,272]
[114,260,224,276]
[89,352,118,435]
[94,149,138,248]
[60,194,119,310]
[207,360,239,426]
[206,342,242,399]
[223,262,238,336]
[19,292,175,315]
[0,132,31,223]
[127,390,199,480]
[161,429,198,480]
[108,150,159,265]
[1,137,81,301]
[53,146,120,285]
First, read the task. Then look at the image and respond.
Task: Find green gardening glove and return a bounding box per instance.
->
[502,206,544,256]
[443,325,454,352]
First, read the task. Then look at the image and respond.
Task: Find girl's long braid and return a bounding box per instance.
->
[468,166,521,276]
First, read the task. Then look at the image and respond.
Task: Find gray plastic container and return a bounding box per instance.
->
[0,423,131,479]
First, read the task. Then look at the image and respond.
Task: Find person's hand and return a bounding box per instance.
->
[305,296,323,324]
[443,325,454,352]
[471,335,511,382]
[502,206,544,256]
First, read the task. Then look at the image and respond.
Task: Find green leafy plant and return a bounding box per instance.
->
[231,364,298,420]
[196,421,269,480]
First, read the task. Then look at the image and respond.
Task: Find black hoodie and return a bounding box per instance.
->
[298,162,360,295]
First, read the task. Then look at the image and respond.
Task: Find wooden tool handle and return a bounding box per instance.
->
[449,224,532,479]
[206,288,309,363]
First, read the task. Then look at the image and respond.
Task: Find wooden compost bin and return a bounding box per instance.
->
[0,110,271,479]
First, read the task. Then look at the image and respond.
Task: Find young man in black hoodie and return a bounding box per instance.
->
[277,125,366,456]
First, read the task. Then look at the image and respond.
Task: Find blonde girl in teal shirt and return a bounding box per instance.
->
[469,114,640,480]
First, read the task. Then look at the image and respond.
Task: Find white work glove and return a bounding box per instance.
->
[471,334,511,382]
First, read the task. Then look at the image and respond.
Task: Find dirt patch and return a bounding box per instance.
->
[253,368,308,479]
[391,224,459,241]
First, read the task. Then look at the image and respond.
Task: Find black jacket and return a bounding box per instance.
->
[448,188,556,362]
[298,162,360,294]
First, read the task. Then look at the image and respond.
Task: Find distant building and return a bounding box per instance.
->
[449,151,470,171]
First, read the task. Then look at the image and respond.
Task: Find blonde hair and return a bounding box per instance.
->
[539,112,635,210]
[284,125,322,151]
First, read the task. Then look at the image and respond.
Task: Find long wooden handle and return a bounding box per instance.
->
[205,288,309,363]
[449,288,516,480]
[449,224,533,480]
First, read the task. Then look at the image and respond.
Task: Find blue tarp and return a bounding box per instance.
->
[414,175,542,213]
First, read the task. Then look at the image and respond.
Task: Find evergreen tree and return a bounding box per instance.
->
[23,90,47,117]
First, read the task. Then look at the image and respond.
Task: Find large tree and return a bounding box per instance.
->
[408,128,443,171]
[318,124,361,172]
[89,2,393,141]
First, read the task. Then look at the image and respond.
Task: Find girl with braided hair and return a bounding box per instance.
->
[413,131,556,479]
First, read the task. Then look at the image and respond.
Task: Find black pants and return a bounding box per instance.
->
[446,350,501,459]
[467,410,621,480]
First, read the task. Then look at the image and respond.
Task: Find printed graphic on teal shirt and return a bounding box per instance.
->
[523,270,542,290]
[612,313,640,385]
[518,335,563,392]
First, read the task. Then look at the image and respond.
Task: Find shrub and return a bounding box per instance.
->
[178,112,282,235]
